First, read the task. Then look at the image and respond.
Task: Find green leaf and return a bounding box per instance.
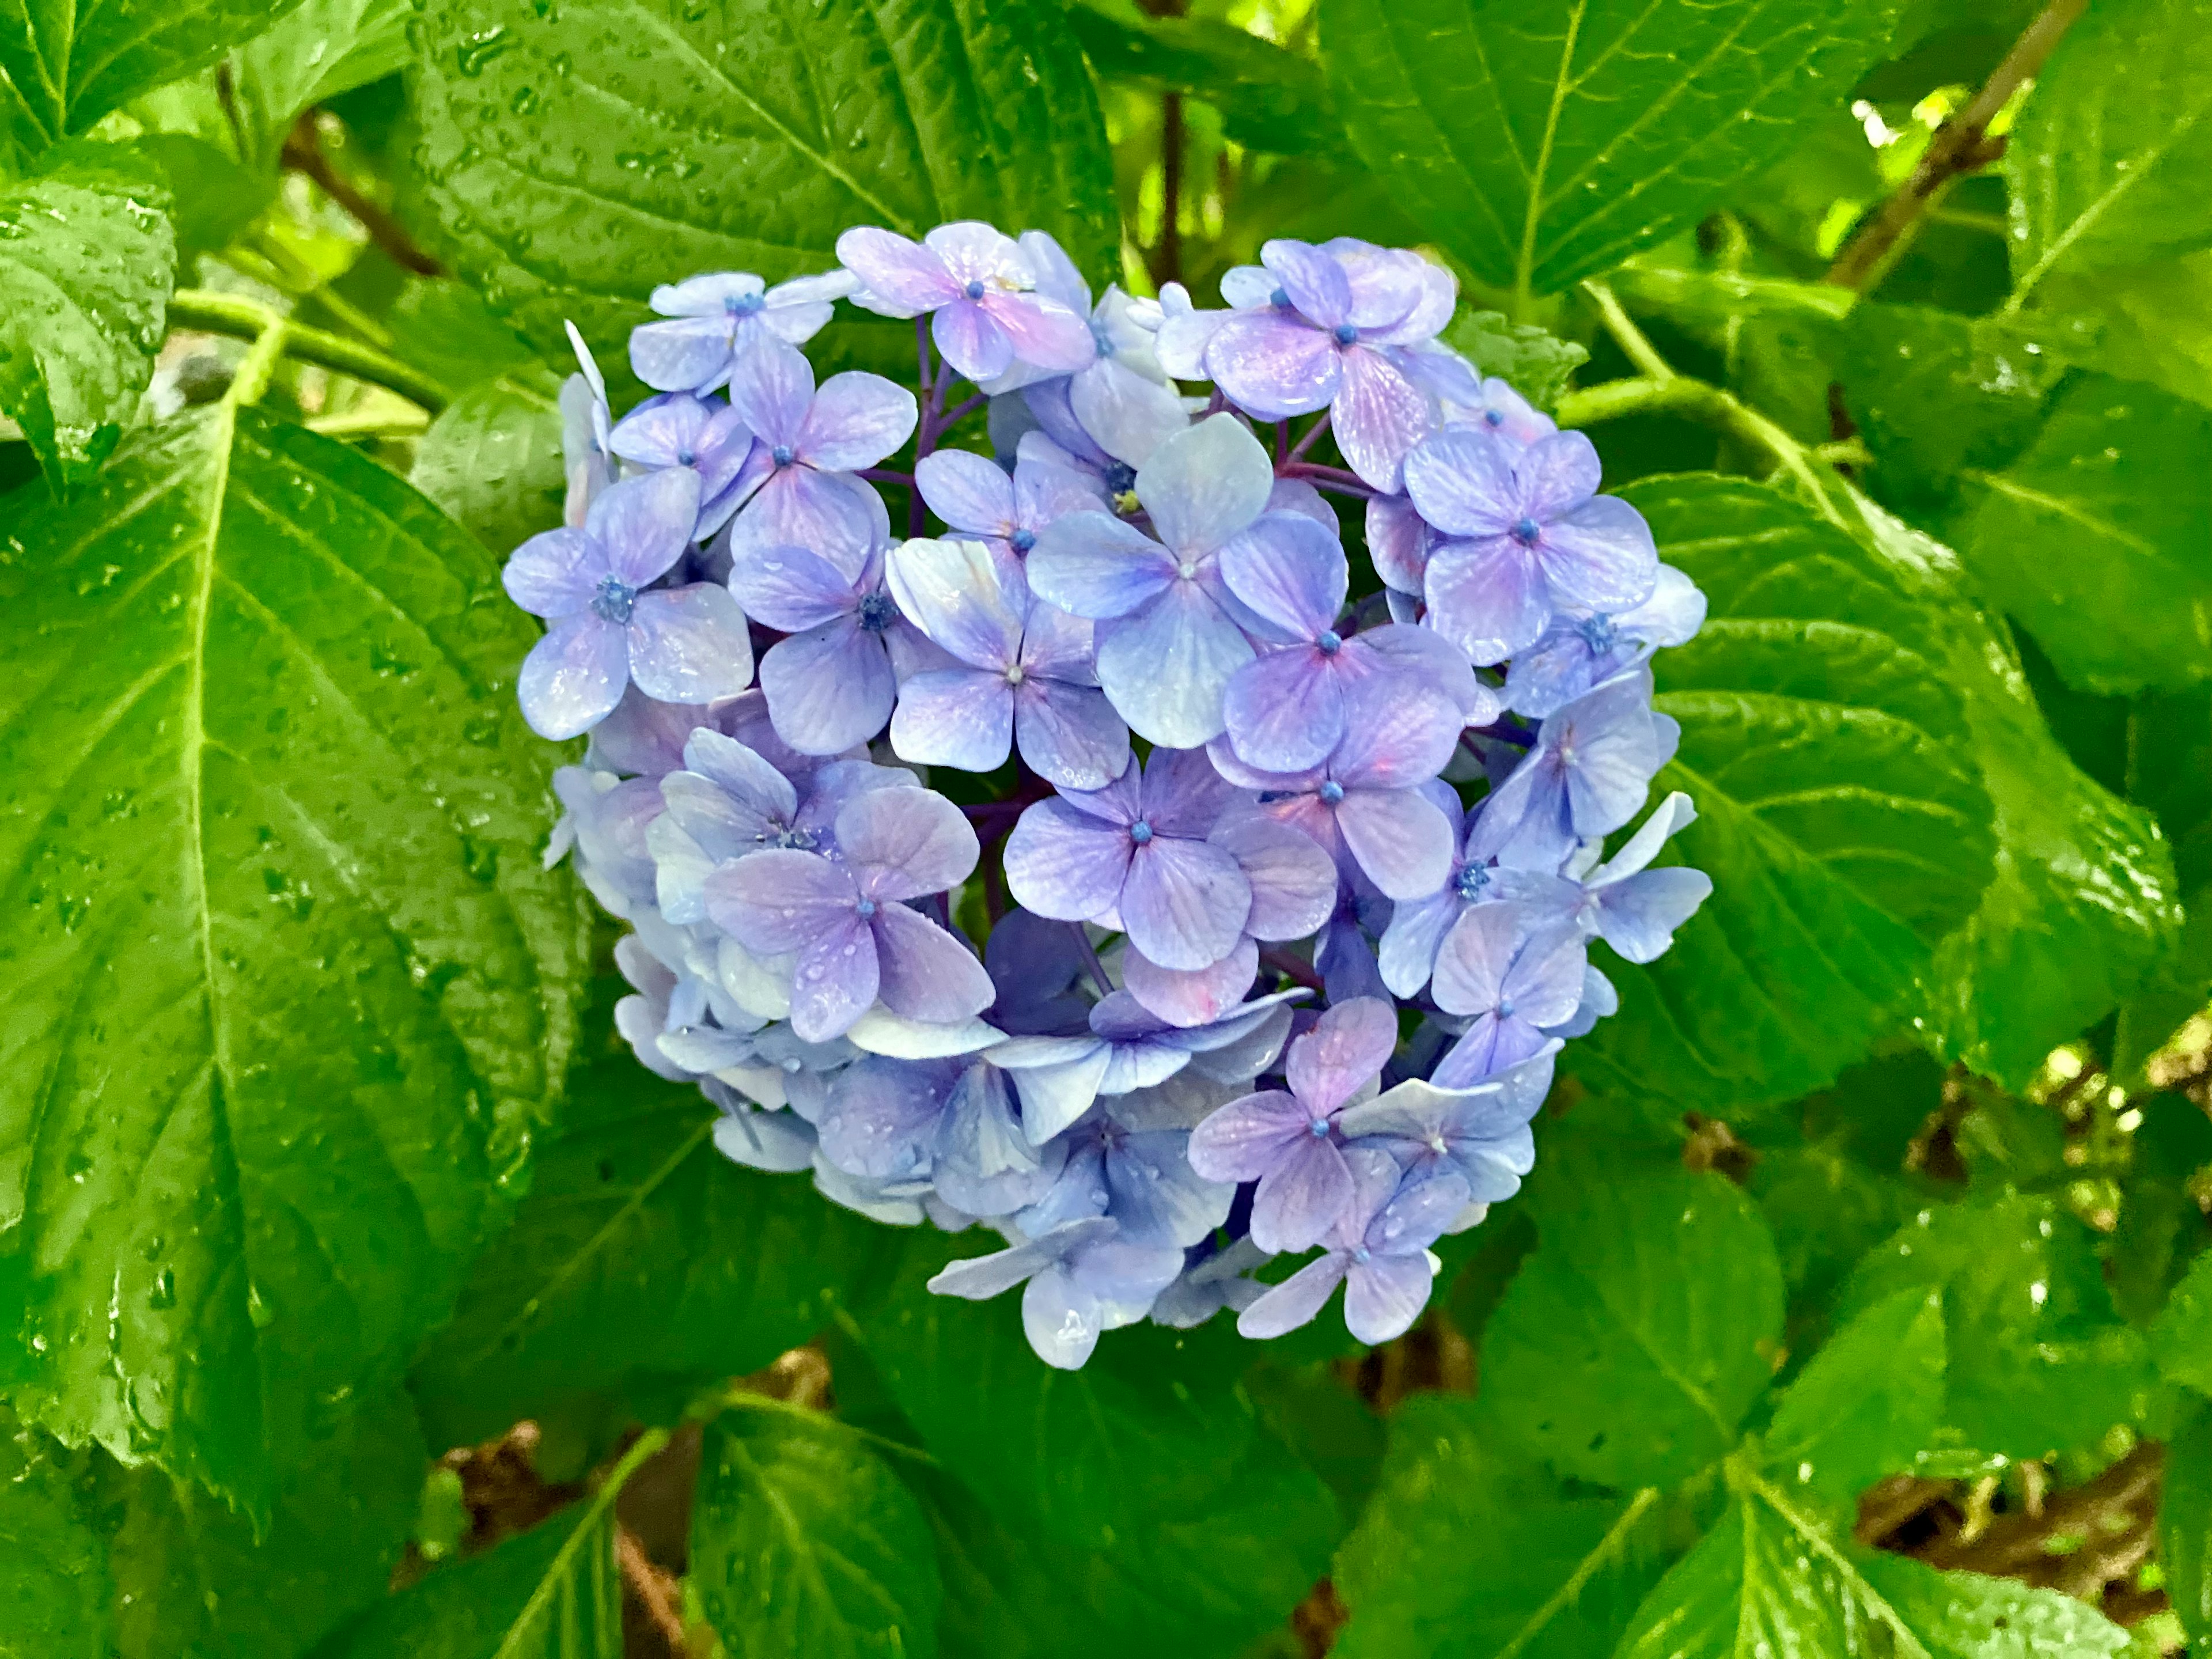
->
[692,1402,942,1659]
[1761,1286,1944,1506]
[2002,0,2212,304]
[0,148,176,490]
[1562,475,1997,1113]
[0,0,308,147]
[1615,1477,2130,1659]
[1482,1157,1784,1489]
[2161,1398,2212,1649]
[227,0,412,171]
[846,1235,1340,1656]
[2115,686,2212,1077]
[1065,0,1332,155]
[1440,308,1589,412]
[111,1387,426,1659]
[410,368,566,555]
[408,0,1118,381]
[0,405,589,1521]
[384,281,540,400]
[1837,1192,2151,1457]
[407,992,892,1450]
[1319,0,1899,298]
[0,1412,110,1657]
[1962,374,2212,697]
[2029,252,2212,412]
[1331,1394,1667,1659]
[2152,1248,2212,1394]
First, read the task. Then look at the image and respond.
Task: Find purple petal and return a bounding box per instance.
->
[518,613,630,740]
[652,272,766,316]
[1344,1253,1433,1344]
[1123,937,1259,1028]
[981,290,1096,373]
[1014,680,1129,791]
[1121,835,1253,970]
[607,393,714,468]
[799,371,919,471]
[1424,536,1551,665]
[724,336,815,448]
[1003,798,1136,921]
[790,912,881,1041]
[704,848,857,952]
[1260,238,1351,325]
[1052,754,1143,827]
[586,468,701,588]
[1288,996,1397,1113]
[836,226,960,315]
[1597,867,1711,962]
[816,1054,949,1179]
[1015,229,1090,311]
[1218,510,1347,640]
[1237,1252,1351,1340]
[628,315,734,393]
[730,468,886,570]
[1338,788,1454,901]
[1503,927,1590,1027]
[626,585,755,704]
[1332,673,1462,790]
[1186,1088,1310,1181]
[1021,1266,1107,1369]
[1402,426,1520,539]
[933,298,1014,382]
[1206,310,1341,421]
[1224,648,1344,774]
[1014,451,1111,527]
[728,542,859,633]
[1138,745,1248,838]
[1027,512,1177,619]
[1540,495,1660,612]
[760,621,896,754]
[504,527,599,618]
[1377,889,1460,997]
[885,536,1025,669]
[1096,584,1256,748]
[1251,1135,1355,1254]
[1332,345,1431,493]
[1516,430,1603,517]
[891,669,1014,773]
[838,786,979,897]
[1210,816,1336,941]
[872,903,996,1025]
[916,449,1017,536]
[1066,358,1188,467]
[925,221,1028,283]
[1137,413,1277,557]
[1365,494,1430,594]
[1430,904,1517,1017]
[1349,623,1484,722]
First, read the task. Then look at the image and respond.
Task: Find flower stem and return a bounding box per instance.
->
[170,288,452,413]
[1287,411,1332,463]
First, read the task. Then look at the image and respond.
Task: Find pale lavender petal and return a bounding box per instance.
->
[1027,512,1177,619]
[504,527,599,617]
[1540,495,1660,612]
[1260,238,1351,325]
[1516,429,1604,517]
[1136,413,1276,557]
[890,669,1013,773]
[1096,584,1255,748]
[652,272,766,315]
[836,226,961,315]
[518,613,629,740]
[1121,835,1252,970]
[1340,786,1457,902]
[872,903,997,1024]
[1022,1267,1106,1369]
[1123,937,1258,1028]
[1504,927,1590,1027]
[1289,995,1398,1113]
[1620,563,1707,646]
[1596,868,1711,963]
[1365,494,1430,594]
[1267,478,1338,529]
[1052,754,1143,827]
[1003,798,1136,920]
[1066,358,1188,467]
[799,371,919,471]
[1138,744,1248,837]
[1349,623,1484,722]
[1424,536,1551,665]
[1237,1251,1350,1339]
[1430,903,1517,1017]
[816,1055,948,1178]
[925,221,1029,283]
[728,543,858,632]
[724,336,815,448]
[790,913,881,1042]
[628,315,734,393]
[1251,1135,1355,1254]
[1344,1253,1432,1344]
[1332,673,1463,790]
[1377,889,1460,997]
[1211,816,1335,941]
[838,786,979,897]
[1105,1128,1235,1248]
[1218,510,1347,639]
[760,621,896,754]
[1015,228,1090,312]
[626,585,756,704]
[1593,791,1698,883]
[705,848,857,952]
[916,449,1017,536]
[1332,344,1431,492]
[1205,310,1340,421]
[885,536,1024,669]
[934,298,1014,382]
[982,290,1096,373]
[1502,628,1599,719]
[1186,1088,1309,1181]
[730,468,885,570]
[1014,680,1128,791]
[607,393,713,468]
[587,467,702,588]
[1402,426,1520,539]
[1014,452,1111,528]
[1223,647,1344,774]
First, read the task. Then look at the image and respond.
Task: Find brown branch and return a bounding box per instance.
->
[617,1527,690,1656]
[1824,0,2088,291]
[282,113,446,278]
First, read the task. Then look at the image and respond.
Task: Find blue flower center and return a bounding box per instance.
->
[1270,286,1291,309]
[1129,819,1154,846]
[1453,863,1491,902]
[1577,613,1618,652]
[771,443,796,467]
[1103,461,1137,495]
[1308,1118,1331,1139]
[1332,321,1359,346]
[1512,516,1542,546]
[1010,527,1036,552]
[1484,408,1506,427]
[764,822,816,851]
[855,897,877,919]
[1496,997,1516,1019]
[1352,1245,1372,1264]
[676,448,696,466]
[1319,781,1346,805]
[857,591,897,632]
[964,279,987,300]
[725,291,765,316]
[1317,629,1342,655]
[590,574,637,624]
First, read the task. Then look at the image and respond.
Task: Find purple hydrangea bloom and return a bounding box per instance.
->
[1517,790,1714,964]
[607,393,758,537]
[704,786,993,1041]
[1393,350,1558,447]
[721,339,915,554]
[1466,670,1678,872]
[1337,1045,1558,1204]
[983,910,1093,1037]
[885,536,1129,789]
[1237,1146,1469,1344]
[926,1217,1186,1369]
[1017,1082,1235,1249]
[817,1054,1065,1220]
[628,268,855,394]
[1025,413,1284,747]
[1210,675,1463,902]
[503,468,755,740]
[1002,747,1252,971]
[1186,997,1398,1253]
[837,222,1096,384]
[1316,870,1392,1005]
[1429,905,1588,1081]
[1503,564,1707,719]
[914,446,1104,561]
[1202,238,1455,491]
[1402,427,1658,665]
[1151,1236,1270,1328]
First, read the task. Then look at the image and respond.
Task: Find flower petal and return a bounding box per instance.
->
[1288,995,1399,1113]
[1251,1135,1355,1254]
[1332,344,1431,492]
[890,668,1014,773]
[1095,584,1255,748]
[1223,648,1344,774]
[872,903,997,1025]
[1402,425,1520,539]
[626,584,756,705]
[1430,903,1517,1017]
[1516,429,1603,517]
[1135,412,1276,558]
[587,468,702,588]
[760,620,896,755]
[1122,937,1258,1028]
[836,226,960,315]
[1424,535,1551,665]
[1066,357,1188,467]
[1344,1252,1432,1344]
[800,371,919,471]
[982,290,1097,373]
[1336,787,1455,900]
[1332,672,1463,790]
[1210,815,1336,941]
[704,847,857,952]
[916,448,1017,537]
[1540,495,1660,612]
[789,913,881,1041]
[1218,510,1347,640]
[727,541,859,632]
[885,535,1025,669]
[1027,512,1177,619]
[1003,798,1136,921]
[1014,679,1129,792]
[1237,1251,1350,1339]
[503,527,599,618]
[933,298,1014,382]
[518,613,629,739]
[1261,238,1351,325]
[1120,834,1253,970]
[1205,309,1341,421]
[837,785,979,897]
[724,336,816,448]
[628,315,734,393]
[1186,1088,1309,1181]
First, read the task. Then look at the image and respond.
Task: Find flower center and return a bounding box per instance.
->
[765,822,816,850]
[964,279,987,300]
[1577,613,1618,653]
[676,448,696,466]
[1512,516,1542,546]
[857,591,897,632]
[590,574,638,624]
[1453,863,1491,902]
[1005,664,1026,686]
[1316,629,1342,655]
[771,443,796,467]
[725,291,765,316]
[1332,321,1359,346]
[1496,997,1516,1019]
[1009,527,1036,552]
[855,897,877,919]
[1352,1246,1372,1264]
[1103,461,1137,495]
[1308,1118,1331,1139]
[1176,559,1198,580]
[1319,781,1346,805]
[1484,408,1506,427]
[1128,819,1154,846]
[1270,286,1291,309]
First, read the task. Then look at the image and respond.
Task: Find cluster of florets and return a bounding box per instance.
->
[506,224,1713,1369]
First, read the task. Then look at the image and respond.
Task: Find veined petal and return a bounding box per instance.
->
[588,467,702,588]
[1260,238,1351,325]
[626,585,755,706]
[724,335,816,447]
[872,903,996,1025]
[799,371,919,471]
[503,527,599,618]
[1338,787,1454,901]
[982,290,1097,373]
[836,785,979,897]
[1205,310,1341,421]
[1332,344,1431,493]
[1027,512,1177,619]
[518,613,629,740]
[1344,1252,1432,1345]
[789,912,881,1042]
[933,299,1014,382]
[1218,510,1347,639]
[1095,585,1255,748]
[1540,495,1660,612]
[1223,647,1344,774]
[1135,413,1277,558]
[1014,680,1129,792]
[1004,798,1137,921]
[891,669,1015,774]
[704,847,858,953]
[1251,1135,1355,1254]
[727,541,859,633]
[760,620,896,755]
[1237,1251,1350,1339]
[1424,536,1550,665]
[1402,425,1520,539]
[1066,357,1188,467]
[836,226,961,315]
[1120,835,1252,970]
[1515,429,1603,517]
[1288,996,1398,1113]
[1186,1088,1309,1181]
[885,536,1025,669]
[916,448,1017,537]
[1210,816,1335,941]
[1122,938,1259,1028]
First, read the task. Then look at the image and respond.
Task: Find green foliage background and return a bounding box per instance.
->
[0,0,2207,1652]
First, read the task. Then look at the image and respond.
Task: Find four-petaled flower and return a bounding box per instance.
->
[722,339,916,554]
[628,268,856,393]
[838,222,1097,384]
